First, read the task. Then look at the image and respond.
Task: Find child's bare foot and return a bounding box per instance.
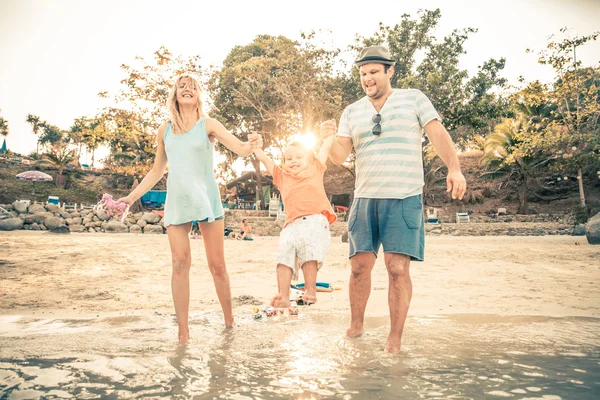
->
[301,290,317,305]
[224,317,235,328]
[270,293,291,308]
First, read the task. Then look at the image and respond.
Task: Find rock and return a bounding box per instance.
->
[31,223,41,231]
[50,226,70,234]
[44,216,66,230]
[137,220,147,228]
[45,203,60,213]
[571,225,586,236]
[141,212,161,224]
[12,200,29,214]
[69,224,86,233]
[0,218,24,231]
[105,221,129,233]
[24,212,54,225]
[585,212,600,245]
[144,224,164,234]
[95,209,111,221]
[28,203,46,214]
[129,224,142,233]
[65,217,83,226]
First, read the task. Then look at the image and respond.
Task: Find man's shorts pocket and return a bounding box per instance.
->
[402,195,423,229]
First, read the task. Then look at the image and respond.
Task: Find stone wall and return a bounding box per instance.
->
[0,201,584,237]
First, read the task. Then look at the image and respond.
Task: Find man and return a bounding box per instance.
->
[321,45,467,353]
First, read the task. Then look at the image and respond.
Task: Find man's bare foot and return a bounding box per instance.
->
[385,337,401,354]
[270,293,291,308]
[346,326,364,337]
[301,290,317,305]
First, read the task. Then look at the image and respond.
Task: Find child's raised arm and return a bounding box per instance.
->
[253,148,276,176]
[316,136,335,166]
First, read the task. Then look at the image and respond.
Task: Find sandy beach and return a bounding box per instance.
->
[1,231,598,319]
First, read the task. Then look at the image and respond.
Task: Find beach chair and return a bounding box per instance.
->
[63,203,78,211]
[47,196,60,205]
[269,194,280,217]
[456,212,470,224]
[426,207,439,223]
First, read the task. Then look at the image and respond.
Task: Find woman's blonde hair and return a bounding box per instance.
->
[167,74,205,134]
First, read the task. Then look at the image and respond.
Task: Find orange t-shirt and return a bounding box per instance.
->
[272,159,337,227]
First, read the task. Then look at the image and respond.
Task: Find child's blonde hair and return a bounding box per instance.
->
[283,141,315,165]
[167,74,205,134]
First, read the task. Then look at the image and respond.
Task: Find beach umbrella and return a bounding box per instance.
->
[0,138,6,153]
[15,170,53,196]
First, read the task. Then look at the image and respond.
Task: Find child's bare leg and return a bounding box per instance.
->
[270,264,292,308]
[301,261,318,304]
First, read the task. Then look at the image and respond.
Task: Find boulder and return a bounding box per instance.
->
[143,224,164,234]
[0,218,24,231]
[50,226,70,234]
[28,203,46,214]
[24,212,54,225]
[105,221,129,233]
[44,216,66,230]
[585,212,600,245]
[141,212,161,224]
[68,224,86,233]
[12,200,29,214]
[571,225,586,236]
[129,224,142,233]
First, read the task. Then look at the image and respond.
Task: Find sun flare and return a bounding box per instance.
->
[290,132,317,150]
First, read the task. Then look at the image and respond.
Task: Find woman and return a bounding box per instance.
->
[119,74,261,344]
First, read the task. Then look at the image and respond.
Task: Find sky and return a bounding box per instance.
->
[1,0,599,168]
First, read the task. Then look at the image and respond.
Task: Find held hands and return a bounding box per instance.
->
[248,133,263,151]
[319,119,337,139]
[446,170,467,200]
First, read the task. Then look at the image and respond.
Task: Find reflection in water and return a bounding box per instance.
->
[0,312,599,399]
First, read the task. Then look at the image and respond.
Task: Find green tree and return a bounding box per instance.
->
[0,109,8,137]
[352,9,510,146]
[26,114,45,154]
[530,29,600,208]
[37,144,76,189]
[98,46,204,176]
[208,34,344,205]
[481,118,559,214]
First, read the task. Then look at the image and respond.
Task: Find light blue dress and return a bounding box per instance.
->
[163,118,224,227]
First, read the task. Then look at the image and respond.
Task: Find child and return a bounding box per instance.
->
[253,136,336,308]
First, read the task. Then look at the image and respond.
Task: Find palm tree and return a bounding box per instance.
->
[37,147,76,189]
[26,114,45,154]
[481,118,558,214]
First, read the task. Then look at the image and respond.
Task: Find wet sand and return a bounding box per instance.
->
[1,231,598,319]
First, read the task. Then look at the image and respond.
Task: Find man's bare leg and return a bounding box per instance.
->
[384,253,412,353]
[347,252,376,337]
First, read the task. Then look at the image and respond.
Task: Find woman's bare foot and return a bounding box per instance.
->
[346,326,364,337]
[270,293,291,308]
[302,290,317,305]
[385,336,402,354]
[178,328,190,345]
[224,317,235,328]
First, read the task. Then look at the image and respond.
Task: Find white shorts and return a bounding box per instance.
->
[276,214,331,280]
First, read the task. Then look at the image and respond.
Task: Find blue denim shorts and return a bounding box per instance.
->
[347,195,424,260]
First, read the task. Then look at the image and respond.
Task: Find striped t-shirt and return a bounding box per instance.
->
[337,89,441,199]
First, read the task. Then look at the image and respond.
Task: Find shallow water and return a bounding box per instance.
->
[0,311,599,399]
